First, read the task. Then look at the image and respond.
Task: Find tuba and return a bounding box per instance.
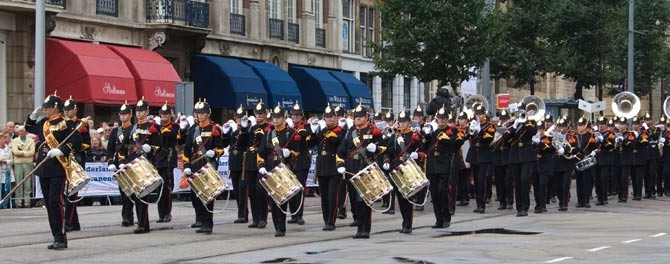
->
[519,95,546,121]
[663,96,670,119]
[612,92,641,119]
[463,95,489,118]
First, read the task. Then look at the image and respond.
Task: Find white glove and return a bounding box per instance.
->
[470,123,481,133]
[248,116,257,127]
[205,150,216,158]
[338,118,347,128]
[179,119,189,130]
[633,131,639,138]
[642,123,649,130]
[661,137,666,144]
[346,118,354,129]
[532,135,541,144]
[286,118,294,128]
[596,133,604,142]
[318,120,327,130]
[616,136,623,144]
[222,123,231,134]
[557,147,565,156]
[153,116,161,124]
[241,117,249,128]
[409,152,419,160]
[29,107,42,120]
[141,144,151,153]
[282,148,291,158]
[337,167,346,174]
[119,163,127,170]
[259,167,268,175]
[184,168,192,175]
[423,126,432,135]
[310,122,320,133]
[186,116,195,127]
[382,163,390,170]
[47,148,63,158]
[108,164,117,171]
[590,150,597,157]
[366,143,377,153]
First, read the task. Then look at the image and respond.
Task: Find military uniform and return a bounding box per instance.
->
[106,103,137,227]
[493,111,514,210]
[311,104,345,231]
[222,105,251,224]
[508,116,538,216]
[183,100,225,234]
[154,103,186,223]
[595,118,616,205]
[25,94,82,250]
[286,103,312,224]
[247,102,271,229]
[411,105,428,210]
[627,117,649,200]
[465,104,496,213]
[643,113,661,198]
[336,103,384,239]
[554,118,578,211]
[574,117,599,208]
[62,98,90,232]
[534,121,554,213]
[661,118,670,195]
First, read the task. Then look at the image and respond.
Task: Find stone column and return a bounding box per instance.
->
[249,0,263,40]
[393,75,403,114]
[410,78,419,110]
[210,0,227,36]
[327,0,339,51]
[373,75,382,112]
[301,0,315,48]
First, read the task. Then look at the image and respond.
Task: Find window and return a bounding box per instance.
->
[313,0,322,28]
[230,0,242,15]
[404,77,411,109]
[342,0,354,53]
[96,0,118,17]
[267,0,282,19]
[360,72,373,97]
[287,0,296,23]
[382,77,393,110]
[359,6,376,57]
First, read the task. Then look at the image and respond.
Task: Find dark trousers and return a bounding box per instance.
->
[249,173,268,223]
[40,176,67,243]
[472,163,492,209]
[494,165,512,207]
[338,178,358,221]
[428,173,451,225]
[597,166,610,202]
[631,165,645,198]
[534,171,550,210]
[395,189,413,229]
[289,169,308,220]
[191,190,214,229]
[610,165,621,195]
[663,161,670,194]
[447,166,458,213]
[620,166,633,200]
[118,186,134,224]
[458,168,470,203]
[354,198,372,234]
[646,160,660,196]
[575,168,594,205]
[318,175,342,226]
[156,167,173,219]
[229,170,249,220]
[64,192,79,229]
[547,168,560,202]
[555,170,572,208]
[270,199,288,232]
[132,194,150,231]
[510,162,533,213]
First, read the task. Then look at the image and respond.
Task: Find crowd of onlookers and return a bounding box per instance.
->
[0,119,122,209]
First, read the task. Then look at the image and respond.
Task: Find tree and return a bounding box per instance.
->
[629,0,670,98]
[370,0,492,92]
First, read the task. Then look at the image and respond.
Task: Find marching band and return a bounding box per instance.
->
[12,89,670,250]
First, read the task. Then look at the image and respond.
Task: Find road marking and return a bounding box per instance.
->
[545,257,574,263]
[650,233,667,238]
[586,246,610,252]
[622,239,641,244]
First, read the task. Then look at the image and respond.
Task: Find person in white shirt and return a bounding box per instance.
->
[0,132,15,208]
[11,126,36,208]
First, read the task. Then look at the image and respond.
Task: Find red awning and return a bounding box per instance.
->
[107,45,181,106]
[46,38,137,105]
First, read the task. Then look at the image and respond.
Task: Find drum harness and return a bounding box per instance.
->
[265,127,304,216]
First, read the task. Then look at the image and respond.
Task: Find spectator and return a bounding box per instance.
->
[5,121,17,139]
[11,126,35,208]
[0,132,14,209]
[87,137,107,162]
[87,119,95,130]
[101,125,112,149]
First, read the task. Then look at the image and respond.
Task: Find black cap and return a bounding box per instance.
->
[271,104,286,118]
[474,103,486,115]
[435,105,448,119]
[324,103,335,118]
[619,116,628,124]
[136,97,149,112]
[335,104,346,117]
[398,109,410,122]
[42,93,63,109]
[596,115,607,125]
[632,116,641,125]
[644,112,652,121]
[557,118,567,127]
[658,115,666,125]
[253,100,267,115]
[290,102,303,115]
[234,104,245,118]
[193,99,211,114]
[499,109,510,121]
[352,103,367,118]
[607,118,616,127]
[412,104,424,117]
[536,120,544,129]
[159,101,172,115]
[63,96,76,111]
[373,112,382,120]
[119,101,132,115]
[448,112,456,123]
[577,116,589,126]
[383,112,395,122]
[458,111,469,120]
[544,114,553,123]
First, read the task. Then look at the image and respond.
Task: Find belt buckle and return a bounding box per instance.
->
[353,154,360,159]
[633,150,638,153]
[321,150,328,156]
[434,151,440,156]
[518,142,524,147]
[475,143,481,147]
[233,150,239,155]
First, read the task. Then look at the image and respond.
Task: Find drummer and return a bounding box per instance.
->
[154,102,187,223]
[247,100,271,229]
[182,99,225,234]
[128,97,160,234]
[257,104,295,237]
[62,96,91,232]
[336,102,384,239]
[106,102,137,228]
[384,109,424,234]
[222,105,252,224]
[286,103,311,225]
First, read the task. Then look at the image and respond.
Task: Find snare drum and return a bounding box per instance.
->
[66,160,91,196]
[259,163,303,206]
[389,158,429,199]
[113,156,163,197]
[350,163,394,207]
[575,156,597,172]
[188,163,228,205]
[113,168,136,197]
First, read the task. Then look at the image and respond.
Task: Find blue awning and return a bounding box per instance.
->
[329,71,374,109]
[190,55,267,109]
[241,60,302,110]
[288,66,350,111]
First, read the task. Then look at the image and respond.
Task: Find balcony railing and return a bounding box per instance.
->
[288,23,299,43]
[21,0,66,8]
[146,0,210,29]
[230,13,245,36]
[268,18,284,39]
[315,28,326,47]
[96,0,118,17]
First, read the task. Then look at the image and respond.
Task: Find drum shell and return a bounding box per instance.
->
[188,163,227,204]
[67,160,91,196]
[259,163,303,206]
[350,163,393,207]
